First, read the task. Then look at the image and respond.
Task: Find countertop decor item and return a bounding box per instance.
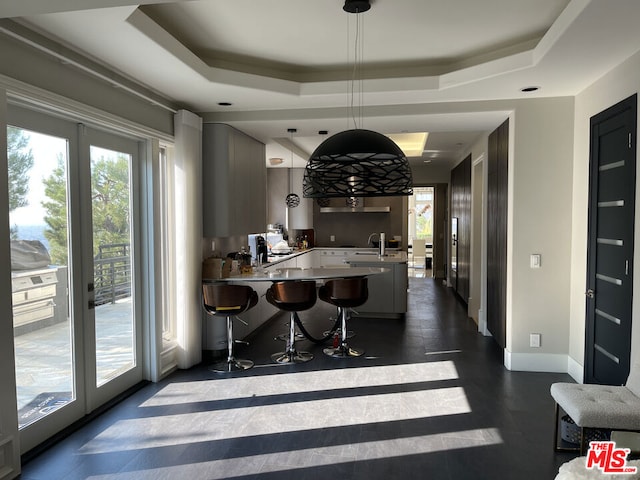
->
[303,0,413,198]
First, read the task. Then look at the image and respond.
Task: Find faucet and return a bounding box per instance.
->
[367,232,379,247]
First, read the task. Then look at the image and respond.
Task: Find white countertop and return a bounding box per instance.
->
[205,266,389,282]
[266,247,407,265]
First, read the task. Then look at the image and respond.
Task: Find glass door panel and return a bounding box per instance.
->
[7,126,75,430]
[89,145,136,387]
[6,109,144,453]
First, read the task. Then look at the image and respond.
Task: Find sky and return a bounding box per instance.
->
[8,128,124,228]
[9,128,67,227]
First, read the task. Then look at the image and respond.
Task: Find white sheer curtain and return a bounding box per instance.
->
[173,110,203,368]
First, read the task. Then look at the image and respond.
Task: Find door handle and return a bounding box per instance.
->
[585,289,595,298]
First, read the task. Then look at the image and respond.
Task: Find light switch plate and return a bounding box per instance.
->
[530,254,541,268]
[530,333,541,348]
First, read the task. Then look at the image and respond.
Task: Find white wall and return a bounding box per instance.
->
[569,49,640,381]
[411,160,452,185]
[468,134,489,330]
[288,168,313,230]
[0,33,174,136]
[438,99,576,372]
[505,97,575,372]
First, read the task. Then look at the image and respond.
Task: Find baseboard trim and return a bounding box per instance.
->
[567,356,584,383]
[477,308,490,336]
[504,351,571,373]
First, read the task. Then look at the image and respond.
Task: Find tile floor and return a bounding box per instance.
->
[20,276,577,480]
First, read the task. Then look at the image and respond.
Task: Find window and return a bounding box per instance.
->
[408,186,434,244]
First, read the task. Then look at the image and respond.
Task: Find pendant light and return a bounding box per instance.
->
[285,128,300,208]
[303,0,413,198]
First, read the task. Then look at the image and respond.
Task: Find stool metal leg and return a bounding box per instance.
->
[271,312,314,364]
[323,307,364,358]
[323,310,355,339]
[210,315,254,373]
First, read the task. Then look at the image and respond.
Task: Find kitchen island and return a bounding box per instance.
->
[264,248,408,318]
[202,248,408,353]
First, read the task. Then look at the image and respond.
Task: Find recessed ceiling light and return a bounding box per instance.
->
[218,102,232,106]
[520,86,540,93]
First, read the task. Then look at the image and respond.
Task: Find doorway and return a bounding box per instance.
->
[408,186,434,278]
[7,106,144,452]
[585,94,637,385]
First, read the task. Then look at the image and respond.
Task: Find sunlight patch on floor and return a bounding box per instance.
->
[85,428,502,480]
[140,361,460,406]
[79,386,471,454]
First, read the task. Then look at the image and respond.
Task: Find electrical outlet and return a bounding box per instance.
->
[330,235,335,242]
[530,333,541,348]
[530,254,541,268]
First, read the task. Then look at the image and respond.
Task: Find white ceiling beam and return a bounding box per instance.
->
[0,0,194,19]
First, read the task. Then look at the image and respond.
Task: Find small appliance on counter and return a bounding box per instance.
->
[247,234,261,261]
[266,232,284,252]
[270,239,293,255]
[249,232,287,258]
[255,236,268,265]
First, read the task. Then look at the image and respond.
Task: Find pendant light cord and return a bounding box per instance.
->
[349,8,364,130]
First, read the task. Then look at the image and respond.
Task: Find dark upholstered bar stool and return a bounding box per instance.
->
[202,283,258,372]
[319,277,368,358]
[266,281,317,364]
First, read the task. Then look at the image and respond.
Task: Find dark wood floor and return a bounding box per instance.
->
[20,276,577,479]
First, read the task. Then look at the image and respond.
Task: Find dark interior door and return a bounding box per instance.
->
[585,94,637,385]
[450,155,471,303]
[487,119,509,349]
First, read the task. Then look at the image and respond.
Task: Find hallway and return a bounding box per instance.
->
[20,277,576,479]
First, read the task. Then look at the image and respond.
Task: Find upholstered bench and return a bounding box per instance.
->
[551,363,640,454]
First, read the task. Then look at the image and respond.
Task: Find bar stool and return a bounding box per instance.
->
[319,277,368,358]
[266,280,316,364]
[202,283,258,372]
[274,268,306,343]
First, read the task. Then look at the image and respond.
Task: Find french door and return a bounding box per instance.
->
[7,106,143,453]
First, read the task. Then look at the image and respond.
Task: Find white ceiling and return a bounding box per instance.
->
[3,0,640,168]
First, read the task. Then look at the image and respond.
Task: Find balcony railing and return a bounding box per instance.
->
[94,243,131,306]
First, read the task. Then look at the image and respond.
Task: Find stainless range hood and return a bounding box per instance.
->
[319,205,390,213]
[318,197,391,213]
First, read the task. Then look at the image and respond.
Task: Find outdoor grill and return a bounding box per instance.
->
[12,267,59,334]
[10,240,65,336]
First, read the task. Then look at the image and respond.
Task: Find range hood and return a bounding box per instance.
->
[319,205,390,213]
[318,197,390,213]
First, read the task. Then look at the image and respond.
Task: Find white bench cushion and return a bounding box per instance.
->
[550,382,640,430]
[555,456,640,480]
